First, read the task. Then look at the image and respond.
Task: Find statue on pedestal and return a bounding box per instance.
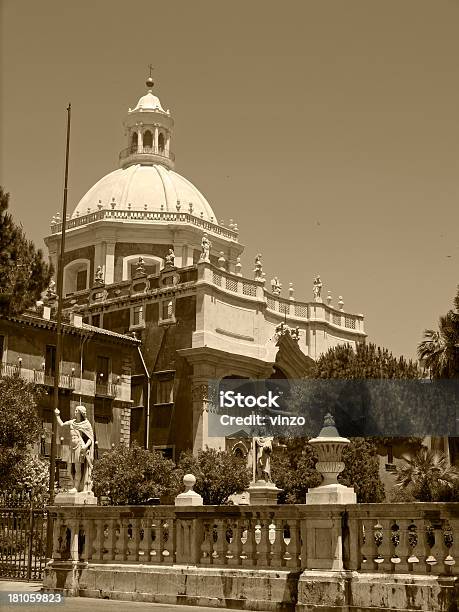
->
[271,277,282,296]
[136,256,146,275]
[254,436,273,483]
[313,275,323,302]
[55,405,94,494]
[199,234,211,263]
[94,265,104,285]
[254,254,263,280]
[165,248,175,268]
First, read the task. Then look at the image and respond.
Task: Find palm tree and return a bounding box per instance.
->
[395,447,459,501]
[418,309,459,379]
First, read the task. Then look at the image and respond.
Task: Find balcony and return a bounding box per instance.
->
[119,144,175,169]
[33,370,76,390]
[0,362,20,377]
[95,381,119,398]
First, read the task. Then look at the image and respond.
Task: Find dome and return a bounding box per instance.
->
[71,163,217,222]
[131,91,166,113]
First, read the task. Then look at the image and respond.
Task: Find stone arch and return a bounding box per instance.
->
[158,132,165,152]
[63,258,90,296]
[122,254,163,281]
[143,130,153,149]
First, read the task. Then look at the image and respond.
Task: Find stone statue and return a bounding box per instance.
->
[46,278,57,301]
[165,248,175,268]
[254,254,263,280]
[136,256,146,275]
[55,405,94,494]
[199,233,211,262]
[271,277,282,296]
[255,436,273,483]
[94,265,104,285]
[313,275,322,302]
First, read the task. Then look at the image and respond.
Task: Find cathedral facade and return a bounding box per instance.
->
[44,77,366,459]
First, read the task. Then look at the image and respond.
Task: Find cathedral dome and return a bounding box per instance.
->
[71,163,217,222]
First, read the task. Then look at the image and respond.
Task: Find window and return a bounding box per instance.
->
[92,314,101,328]
[76,269,88,292]
[158,132,165,152]
[94,398,112,454]
[143,130,153,148]
[160,299,174,322]
[156,377,174,404]
[45,345,56,377]
[132,305,144,326]
[96,356,110,385]
[131,132,138,149]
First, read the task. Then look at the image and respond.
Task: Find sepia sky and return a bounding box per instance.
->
[1,0,458,361]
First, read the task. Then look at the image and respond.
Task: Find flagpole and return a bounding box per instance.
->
[49,103,71,505]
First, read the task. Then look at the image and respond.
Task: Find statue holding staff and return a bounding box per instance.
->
[55,405,94,494]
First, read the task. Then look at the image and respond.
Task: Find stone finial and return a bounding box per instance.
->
[97,200,103,210]
[233,223,238,233]
[313,275,323,302]
[235,257,242,276]
[189,203,193,214]
[87,207,91,214]
[160,204,164,212]
[254,254,263,280]
[218,251,226,270]
[76,211,80,217]
[229,218,235,230]
[144,203,148,210]
[271,277,282,296]
[128,203,132,211]
[326,291,332,306]
[175,473,203,506]
[338,296,344,311]
[176,200,181,212]
[289,282,294,301]
[111,197,116,209]
[200,212,204,219]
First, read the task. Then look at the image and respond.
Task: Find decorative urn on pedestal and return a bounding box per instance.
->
[306,413,357,504]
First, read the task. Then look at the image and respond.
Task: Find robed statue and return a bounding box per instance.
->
[55,405,94,494]
[254,436,273,483]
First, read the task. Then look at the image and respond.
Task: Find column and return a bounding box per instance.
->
[191,382,209,454]
[166,133,170,155]
[105,242,116,284]
[154,126,159,153]
[137,128,143,153]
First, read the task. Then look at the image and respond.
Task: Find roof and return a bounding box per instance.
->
[1,313,141,346]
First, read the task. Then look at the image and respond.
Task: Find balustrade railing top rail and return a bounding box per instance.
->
[119,145,175,162]
[50,210,239,241]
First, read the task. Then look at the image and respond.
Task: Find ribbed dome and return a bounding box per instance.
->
[71,164,217,222]
[131,91,166,113]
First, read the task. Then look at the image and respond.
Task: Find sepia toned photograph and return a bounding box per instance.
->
[0,1,458,610]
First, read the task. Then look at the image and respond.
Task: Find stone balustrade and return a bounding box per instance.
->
[47,503,459,575]
[50,209,239,242]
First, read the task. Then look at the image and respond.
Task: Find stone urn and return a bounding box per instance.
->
[306,413,357,504]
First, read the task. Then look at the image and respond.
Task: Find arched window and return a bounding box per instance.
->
[158,132,165,153]
[63,259,90,296]
[131,132,138,150]
[143,130,153,149]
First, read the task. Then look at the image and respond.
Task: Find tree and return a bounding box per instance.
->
[395,447,459,501]
[176,448,251,505]
[339,438,385,503]
[0,186,53,316]
[271,438,321,504]
[0,376,43,486]
[92,443,177,505]
[418,287,459,378]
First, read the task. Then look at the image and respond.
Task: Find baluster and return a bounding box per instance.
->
[69,519,79,562]
[411,518,428,574]
[271,518,285,569]
[241,518,257,567]
[449,518,459,576]
[285,520,301,569]
[200,520,212,564]
[257,513,271,568]
[81,519,92,561]
[92,518,104,561]
[226,519,242,567]
[150,518,162,563]
[130,519,141,561]
[213,519,227,564]
[52,516,63,559]
[161,518,173,564]
[430,521,449,575]
[396,519,411,573]
[116,518,128,561]
[360,519,377,571]
[377,519,392,571]
[139,519,151,562]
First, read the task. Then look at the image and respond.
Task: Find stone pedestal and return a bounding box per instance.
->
[248,480,282,505]
[54,491,97,506]
[175,474,203,506]
[306,483,356,505]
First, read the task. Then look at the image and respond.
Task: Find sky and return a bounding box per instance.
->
[1,0,458,360]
